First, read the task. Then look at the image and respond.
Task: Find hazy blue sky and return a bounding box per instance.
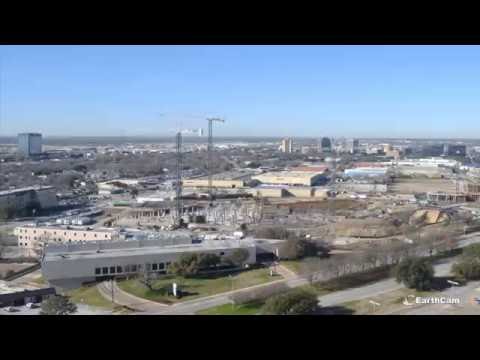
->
[1,45,480,138]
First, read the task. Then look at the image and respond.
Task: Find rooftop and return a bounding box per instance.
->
[0,186,55,197]
[43,238,255,262]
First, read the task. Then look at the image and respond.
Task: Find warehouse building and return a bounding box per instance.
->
[41,238,257,289]
[0,281,56,308]
[183,170,256,189]
[183,179,245,188]
[252,169,327,187]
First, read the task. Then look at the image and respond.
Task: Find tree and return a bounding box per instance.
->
[280,239,318,260]
[198,253,221,269]
[40,295,77,315]
[262,289,319,315]
[130,188,139,198]
[168,253,202,277]
[393,257,434,291]
[168,252,221,277]
[226,248,250,267]
[452,243,480,281]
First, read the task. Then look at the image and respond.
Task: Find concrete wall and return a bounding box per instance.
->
[287,187,313,197]
[183,179,245,188]
[249,188,286,198]
[253,172,323,186]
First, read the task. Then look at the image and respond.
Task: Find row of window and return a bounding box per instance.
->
[94,262,172,276]
[17,229,108,238]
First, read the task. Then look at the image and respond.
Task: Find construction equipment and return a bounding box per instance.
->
[173,128,203,228]
[206,117,225,200]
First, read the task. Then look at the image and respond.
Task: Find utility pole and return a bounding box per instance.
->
[206,117,225,201]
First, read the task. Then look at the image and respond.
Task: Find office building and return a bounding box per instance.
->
[41,238,257,289]
[347,139,360,154]
[17,133,42,156]
[421,144,444,157]
[444,144,466,157]
[321,137,332,152]
[280,138,293,153]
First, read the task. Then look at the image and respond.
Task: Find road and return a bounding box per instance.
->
[1,303,112,315]
[389,280,480,315]
[115,233,480,315]
[317,257,455,308]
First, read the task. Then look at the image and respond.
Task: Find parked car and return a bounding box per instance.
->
[25,302,38,309]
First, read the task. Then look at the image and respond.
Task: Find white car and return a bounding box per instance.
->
[25,302,38,309]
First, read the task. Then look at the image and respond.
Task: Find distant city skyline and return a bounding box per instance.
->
[3,45,480,138]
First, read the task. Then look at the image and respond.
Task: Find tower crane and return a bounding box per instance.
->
[206,117,225,201]
[173,127,203,228]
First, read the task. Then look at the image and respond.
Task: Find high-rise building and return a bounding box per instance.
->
[18,133,42,156]
[321,137,332,152]
[444,144,466,157]
[422,144,444,157]
[347,139,360,154]
[280,138,293,153]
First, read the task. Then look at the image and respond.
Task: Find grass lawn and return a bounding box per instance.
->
[338,288,432,315]
[67,285,116,310]
[197,301,264,315]
[280,260,304,274]
[32,275,47,286]
[117,268,279,304]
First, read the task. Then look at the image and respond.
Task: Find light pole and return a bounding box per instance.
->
[229,275,234,311]
[110,278,115,313]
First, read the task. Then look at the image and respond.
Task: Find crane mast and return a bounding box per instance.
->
[206,117,225,200]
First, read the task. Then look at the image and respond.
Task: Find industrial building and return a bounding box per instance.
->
[252,169,327,187]
[337,183,388,193]
[14,226,119,257]
[458,180,480,201]
[183,179,245,189]
[0,281,55,308]
[426,192,467,203]
[395,158,459,168]
[183,170,255,189]
[0,186,58,216]
[41,238,258,289]
[344,167,390,178]
[17,133,42,156]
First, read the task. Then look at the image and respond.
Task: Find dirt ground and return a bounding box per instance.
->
[389,178,456,194]
[0,263,33,278]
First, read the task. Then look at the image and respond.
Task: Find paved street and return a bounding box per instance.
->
[390,281,480,315]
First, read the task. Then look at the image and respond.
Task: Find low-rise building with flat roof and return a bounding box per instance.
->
[252,170,326,187]
[14,226,119,257]
[41,238,257,289]
[0,186,58,216]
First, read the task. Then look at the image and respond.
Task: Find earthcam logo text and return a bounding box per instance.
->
[403,295,461,306]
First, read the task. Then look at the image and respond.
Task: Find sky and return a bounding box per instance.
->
[1,45,480,138]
